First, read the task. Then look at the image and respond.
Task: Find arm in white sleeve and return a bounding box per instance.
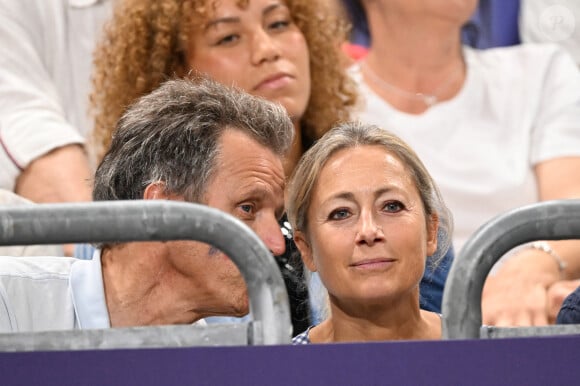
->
[0,1,85,191]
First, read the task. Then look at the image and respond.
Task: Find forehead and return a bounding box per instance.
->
[204,0,286,15]
[207,0,248,12]
[315,145,416,194]
[192,0,288,33]
[212,128,285,181]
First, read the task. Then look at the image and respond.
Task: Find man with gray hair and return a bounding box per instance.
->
[0,77,294,332]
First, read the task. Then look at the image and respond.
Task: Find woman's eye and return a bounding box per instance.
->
[329,208,350,220]
[269,20,290,31]
[383,201,404,213]
[215,34,239,46]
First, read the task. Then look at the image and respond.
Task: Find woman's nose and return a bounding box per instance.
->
[251,29,281,65]
[355,212,384,246]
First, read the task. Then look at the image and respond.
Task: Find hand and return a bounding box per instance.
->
[482,249,562,326]
[546,279,580,324]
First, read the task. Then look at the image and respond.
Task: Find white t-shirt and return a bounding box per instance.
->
[520,0,580,66]
[0,0,112,191]
[350,44,580,253]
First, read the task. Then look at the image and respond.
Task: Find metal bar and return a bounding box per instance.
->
[0,200,291,346]
[481,324,580,339]
[0,323,249,352]
[442,199,580,339]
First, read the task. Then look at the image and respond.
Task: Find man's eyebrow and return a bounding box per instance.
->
[239,186,285,218]
[239,186,267,199]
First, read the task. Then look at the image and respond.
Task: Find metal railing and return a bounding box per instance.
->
[0,200,292,350]
[442,199,580,339]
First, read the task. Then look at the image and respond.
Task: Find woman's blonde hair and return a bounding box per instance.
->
[91,0,357,159]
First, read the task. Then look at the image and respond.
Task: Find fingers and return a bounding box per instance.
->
[480,251,568,328]
[482,278,550,327]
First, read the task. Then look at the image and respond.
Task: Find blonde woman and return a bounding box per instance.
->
[288,121,452,343]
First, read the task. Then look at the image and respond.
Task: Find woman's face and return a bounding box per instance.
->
[295,145,438,307]
[187,0,311,122]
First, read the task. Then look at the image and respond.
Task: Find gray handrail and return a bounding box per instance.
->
[442,199,580,339]
[0,200,291,345]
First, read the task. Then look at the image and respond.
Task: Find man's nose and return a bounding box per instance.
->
[260,217,286,256]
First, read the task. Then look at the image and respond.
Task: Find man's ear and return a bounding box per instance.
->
[294,230,317,272]
[143,181,169,200]
[426,213,439,257]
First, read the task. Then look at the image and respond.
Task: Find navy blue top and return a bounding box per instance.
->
[556,285,580,324]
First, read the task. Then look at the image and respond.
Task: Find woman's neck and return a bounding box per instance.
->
[310,293,441,342]
[362,8,466,114]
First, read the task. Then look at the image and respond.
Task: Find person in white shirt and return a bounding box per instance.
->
[520,0,580,66]
[0,77,293,332]
[348,0,580,326]
[0,0,112,203]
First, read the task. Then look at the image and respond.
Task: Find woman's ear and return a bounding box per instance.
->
[294,230,317,272]
[426,213,439,257]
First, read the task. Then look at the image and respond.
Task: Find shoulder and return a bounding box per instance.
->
[0,189,32,205]
[0,255,76,279]
[464,44,580,103]
[419,310,443,339]
[292,325,314,345]
[346,62,363,83]
[466,43,576,75]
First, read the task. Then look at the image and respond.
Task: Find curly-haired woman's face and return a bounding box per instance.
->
[187,0,311,123]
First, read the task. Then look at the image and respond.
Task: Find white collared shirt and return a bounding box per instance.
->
[0,250,109,332]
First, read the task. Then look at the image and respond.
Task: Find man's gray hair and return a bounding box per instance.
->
[93,76,294,202]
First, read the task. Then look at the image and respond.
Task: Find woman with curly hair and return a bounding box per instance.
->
[91,0,357,176]
[90,0,357,336]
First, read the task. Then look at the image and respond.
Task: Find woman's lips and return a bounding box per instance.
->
[254,73,293,91]
[350,258,395,271]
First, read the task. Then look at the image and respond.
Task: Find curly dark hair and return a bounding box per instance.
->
[91,0,357,161]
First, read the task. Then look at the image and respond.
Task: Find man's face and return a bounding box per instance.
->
[169,128,286,317]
